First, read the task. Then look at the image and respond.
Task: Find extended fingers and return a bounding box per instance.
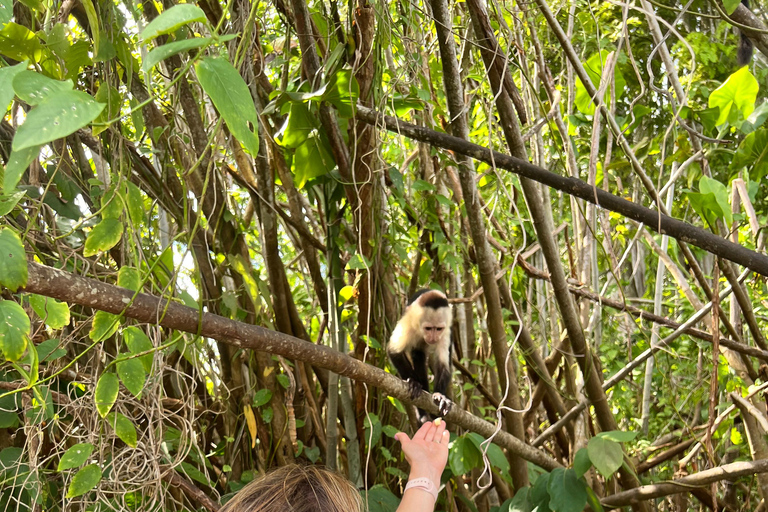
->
[434,419,448,444]
[412,419,434,441]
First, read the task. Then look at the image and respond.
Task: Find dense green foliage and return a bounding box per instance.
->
[0,0,767,510]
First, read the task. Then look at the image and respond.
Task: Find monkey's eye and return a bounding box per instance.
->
[425,327,433,332]
[435,328,443,332]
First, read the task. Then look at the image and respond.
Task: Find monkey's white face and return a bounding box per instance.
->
[419,308,450,345]
[421,323,447,344]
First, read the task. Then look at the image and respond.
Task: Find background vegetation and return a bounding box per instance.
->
[0,0,767,510]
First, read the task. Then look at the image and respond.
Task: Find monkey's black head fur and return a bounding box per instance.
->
[408,289,449,310]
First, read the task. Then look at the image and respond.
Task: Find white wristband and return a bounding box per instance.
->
[404,477,439,501]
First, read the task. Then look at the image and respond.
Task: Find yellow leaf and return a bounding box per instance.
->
[244,404,257,449]
[263,367,274,378]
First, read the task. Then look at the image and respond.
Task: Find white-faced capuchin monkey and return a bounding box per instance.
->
[387,289,453,423]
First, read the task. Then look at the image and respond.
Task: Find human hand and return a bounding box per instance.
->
[394,419,449,483]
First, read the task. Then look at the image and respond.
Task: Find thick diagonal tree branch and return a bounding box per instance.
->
[19,262,561,472]
[355,106,768,277]
[601,459,768,509]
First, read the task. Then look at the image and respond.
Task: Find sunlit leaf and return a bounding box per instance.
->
[0,228,27,291]
[123,327,153,373]
[13,90,105,151]
[65,464,101,498]
[587,437,623,479]
[116,355,146,397]
[29,294,70,329]
[2,144,41,192]
[0,300,29,361]
[83,218,124,257]
[0,61,26,114]
[709,66,759,126]
[58,443,94,471]
[142,37,213,72]
[139,4,207,41]
[106,412,138,448]
[89,310,121,342]
[94,372,119,418]
[12,71,73,105]
[195,56,260,156]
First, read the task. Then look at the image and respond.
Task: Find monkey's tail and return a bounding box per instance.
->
[738,31,754,67]
[737,0,754,67]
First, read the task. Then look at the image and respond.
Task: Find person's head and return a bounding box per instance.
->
[220,464,362,512]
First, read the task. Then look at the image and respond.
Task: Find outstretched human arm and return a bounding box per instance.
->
[394,419,449,512]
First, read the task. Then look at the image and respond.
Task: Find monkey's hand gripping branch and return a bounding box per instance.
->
[433,393,452,417]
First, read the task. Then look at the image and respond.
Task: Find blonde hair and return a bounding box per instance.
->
[220,464,363,512]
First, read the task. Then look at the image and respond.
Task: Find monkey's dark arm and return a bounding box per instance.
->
[431,352,453,417]
[389,349,430,400]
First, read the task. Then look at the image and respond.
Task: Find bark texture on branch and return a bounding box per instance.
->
[602,459,768,509]
[20,262,561,472]
[356,106,768,277]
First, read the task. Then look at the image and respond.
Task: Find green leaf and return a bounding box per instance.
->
[281,102,317,149]
[83,218,124,257]
[36,338,66,362]
[142,37,213,72]
[94,372,119,418]
[117,355,146,397]
[29,294,70,329]
[89,310,121,342]
[547,468,588,512]
[65,463,101,498]
[699,176,732,226]
[3,144,41,192]
[587,437,624,479]
[0,61,26,114]
[530,472,551,512]
[0,23,42,62]
[0,0,11,26]
[0,227,27,291]
[502,488,533,512]
[321,69,359,118]
[57,443,94,471]
[574,51,626,115]
[292,133,334,188]
[724,0,742,15]
[139,4,207,41]
[0,190,26,216]
[573,447,592,478]
[252,388,273,408]
[732,129,768,181]
[449,434,482,476]
[126,182,144,226]
[585,486,604,512]
[195,57,260,156]
[117,266,141,292]
[105,412,137,448]
[708,66,759,127]
[92,83,122,136]
[363,485,401,512]
[686,190,723,228]
[596,430,638,443]
[0,300,29,361]
[466,432,509,473]
[123,327,153,373]
[13,90,105,151]
[12,71,73,105]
